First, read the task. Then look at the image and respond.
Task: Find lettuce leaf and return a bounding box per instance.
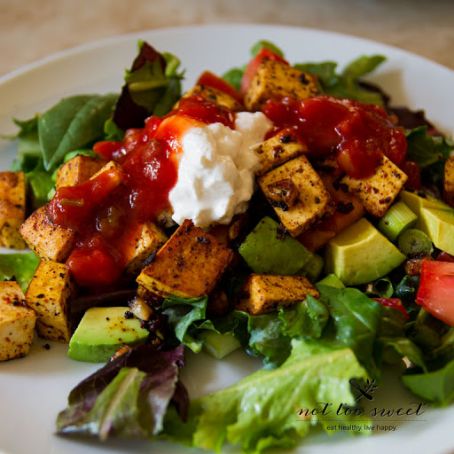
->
[166,339,368,453]
[56,344,188,439]
[112,42,183,130]
[0,252,39,291]
[406,126,453,168]
[295,55,386,105]
[317,285,382,376]
[161,295,209,353]
[402,359,454,406]
[38,94,117,170]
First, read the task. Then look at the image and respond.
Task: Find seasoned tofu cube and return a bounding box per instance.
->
[0,282,36,361]
[253,129,308,176]
[56,155,105,189]
[259,156,332,237]
[124,222,168,275]
[0,172,26,249]
[244,59,318,111]
[238,274,319,315]
[298,173,365,251]
[25,260,73,342]
[444,155,454,207]
[20,206,75,262]
[137,220,234,298]
[341,155,408,217]
[183,84,243,111]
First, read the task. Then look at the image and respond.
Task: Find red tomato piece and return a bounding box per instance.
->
[176,95,234,128]
[93,141,123,160]
[416,260,454,326]
[197,71,243,104]
[48,165,124,230]
[402,160,422,190]
[241,48,288,95]
[67,241,122,287]
[374,297,409,320]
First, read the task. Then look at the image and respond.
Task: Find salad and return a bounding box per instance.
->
[0,38,453,453]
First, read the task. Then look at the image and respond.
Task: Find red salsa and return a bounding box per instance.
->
[262,96,407,179]
[48,95,231,287]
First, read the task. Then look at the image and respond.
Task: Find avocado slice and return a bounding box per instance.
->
[325,218,405,285]
[239,216,312,275]
[400,191,454,255]
[68,307,149,363]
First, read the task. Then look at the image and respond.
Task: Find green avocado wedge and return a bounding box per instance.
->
[68,307,149,363]
[239,216,312,275]
[325,218,406,285]
[400,191,454,255]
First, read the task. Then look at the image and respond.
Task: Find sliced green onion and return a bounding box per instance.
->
[302,254,324,281]
[366,277,394,298]
[398,229,433,257]
[317,273,345,289]
[201,331,241,359]
[378,201,417,241]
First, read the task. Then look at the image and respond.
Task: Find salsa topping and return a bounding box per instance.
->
[48,96,231,287]
[262,95,407,178]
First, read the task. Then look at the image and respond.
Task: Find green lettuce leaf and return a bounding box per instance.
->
[317,285,382,376]
[112,42,183,130]
[296,55,386,105]
[222,67,244,91]
[57,344,188,439]
[162,295,209,353]
[406,126,453,168]
[278,295,329,339]
[38,94,117,170]
[0,252,39,291]
[166,339,368,453]
[250,40,284,58]
[402,359,454,406]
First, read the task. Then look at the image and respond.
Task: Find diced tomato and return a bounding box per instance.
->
[374,298,409,320]
[197,71,243,104]
[437,252,454,262]
[176,95,234,128]
[416,260,454,326]
[241,48,288,95]
[48,165,124,230]
[67,239,122,287]
[402,160,422,190]
[93,141,123,160]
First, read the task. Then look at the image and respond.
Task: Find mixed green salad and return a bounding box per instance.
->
[2,39,454,454]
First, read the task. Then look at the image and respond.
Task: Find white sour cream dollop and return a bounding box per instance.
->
[168,112,272,227]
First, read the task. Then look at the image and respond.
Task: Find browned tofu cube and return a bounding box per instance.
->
[26,260,73,342]
[0,281,36,361]
[20,206,75,262]
[298,173,365,251]
[137,220,234,298]
[444,155,454,207]
[123,222,168,275]
[259,156,332,237]
[0,172,26,249]
[341,155,408,217]
[238,274,319,315]
[183,84,243,111]
[56,155,105,189]
[253,129,308,176]
[245,59,318,111]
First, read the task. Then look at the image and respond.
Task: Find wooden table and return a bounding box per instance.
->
[1,0,453,76]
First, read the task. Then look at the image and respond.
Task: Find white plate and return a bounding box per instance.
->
[0,24,453,454]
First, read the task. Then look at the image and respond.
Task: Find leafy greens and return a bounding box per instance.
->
[165,339,368,453]
[56,344,188,440]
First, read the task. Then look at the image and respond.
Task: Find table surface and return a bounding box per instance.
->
[1,0,454,77]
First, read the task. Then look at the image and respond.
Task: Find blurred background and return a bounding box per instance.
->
[1,0,454,76]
